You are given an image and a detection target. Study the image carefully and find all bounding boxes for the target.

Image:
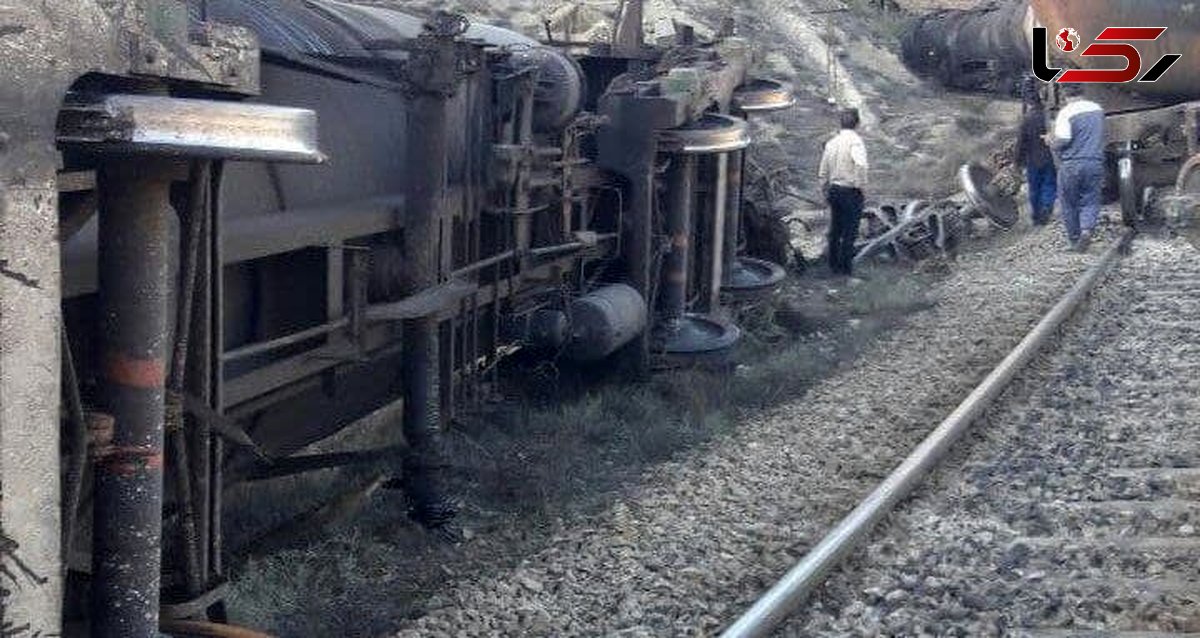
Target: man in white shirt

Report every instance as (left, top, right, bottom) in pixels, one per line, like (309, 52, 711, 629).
(818, 107, 870, 276)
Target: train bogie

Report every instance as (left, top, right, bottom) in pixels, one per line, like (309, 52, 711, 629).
(0, 0, 794, 633)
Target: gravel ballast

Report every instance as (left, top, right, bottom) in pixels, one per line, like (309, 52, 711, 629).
(790, 234, 1200, 637)
(395, 224, 1111, 636)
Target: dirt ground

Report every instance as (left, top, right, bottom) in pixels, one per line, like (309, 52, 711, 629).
(225, 1, 1036, 635)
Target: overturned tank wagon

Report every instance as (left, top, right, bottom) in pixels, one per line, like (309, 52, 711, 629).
(0, 0, 793, 634)
(900, 0, 1200, 231)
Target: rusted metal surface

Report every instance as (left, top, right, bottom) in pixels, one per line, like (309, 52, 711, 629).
(92, 158, 173, 638)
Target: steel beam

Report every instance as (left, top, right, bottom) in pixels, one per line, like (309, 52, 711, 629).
(58, 95, 324, 164)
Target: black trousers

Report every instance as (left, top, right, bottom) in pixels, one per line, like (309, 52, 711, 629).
(826, 184, 864, 275)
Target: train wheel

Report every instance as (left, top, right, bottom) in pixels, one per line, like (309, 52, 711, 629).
(1174, 154, 1200, 248)
(1117, 147, 1141, 227)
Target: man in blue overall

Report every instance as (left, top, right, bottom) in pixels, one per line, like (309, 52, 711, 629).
(1051, 83, 1106, 252)
(1015, 77, 1055, 226)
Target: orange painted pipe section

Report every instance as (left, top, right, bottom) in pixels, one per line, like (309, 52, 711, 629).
(1030, 0, 1200, 98)
(160, 619, 275, 638)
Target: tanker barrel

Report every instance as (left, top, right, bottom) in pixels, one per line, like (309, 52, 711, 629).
(205, 0, 585, 132)
(1029, 0, 1200, 100)
(312, 1, 584, 132)
(902, 0, 1200, 100)
(900, 1, 1031, 93)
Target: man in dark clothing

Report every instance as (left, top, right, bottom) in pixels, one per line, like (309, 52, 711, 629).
(1015, 78, 1056, 226)
(1052, 83, 1106, 252)
(818, 108, 869, 276)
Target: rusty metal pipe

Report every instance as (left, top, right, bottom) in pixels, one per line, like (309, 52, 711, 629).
(706, 153, 729, 312)
(401, 49, 457, 530)
(450, 250, 517, 279)
(628, 171, 655, 371)
(189, 187, 213, 588)
(238, 445, 407, 483)
(221, 317, 351, 363)
(404, 89, 446, 450)
(61, 327, 88, 570)
(722, 150, 744, 285)
(92, 158, 174, 638)
(167, 161, 211, 599)
(661, 155, 696, 327)
(515, 83, 537, 272)
(209, 162, 229, 623)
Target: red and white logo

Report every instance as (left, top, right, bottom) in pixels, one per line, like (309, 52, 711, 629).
(1032, 27, 1182, 84)
(1055, 28, 1080, 53)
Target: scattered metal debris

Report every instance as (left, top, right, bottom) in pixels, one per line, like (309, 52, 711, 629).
(855, 163, 1013, 265)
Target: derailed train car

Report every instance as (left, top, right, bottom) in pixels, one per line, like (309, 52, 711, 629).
(0, 0, 792, 634)
(900, 0, 1200, 232)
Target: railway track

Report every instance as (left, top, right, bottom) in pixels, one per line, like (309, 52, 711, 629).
(728, 230, 1200, 636)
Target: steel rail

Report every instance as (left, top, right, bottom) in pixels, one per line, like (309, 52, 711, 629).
(721, 227, 1136, 638)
